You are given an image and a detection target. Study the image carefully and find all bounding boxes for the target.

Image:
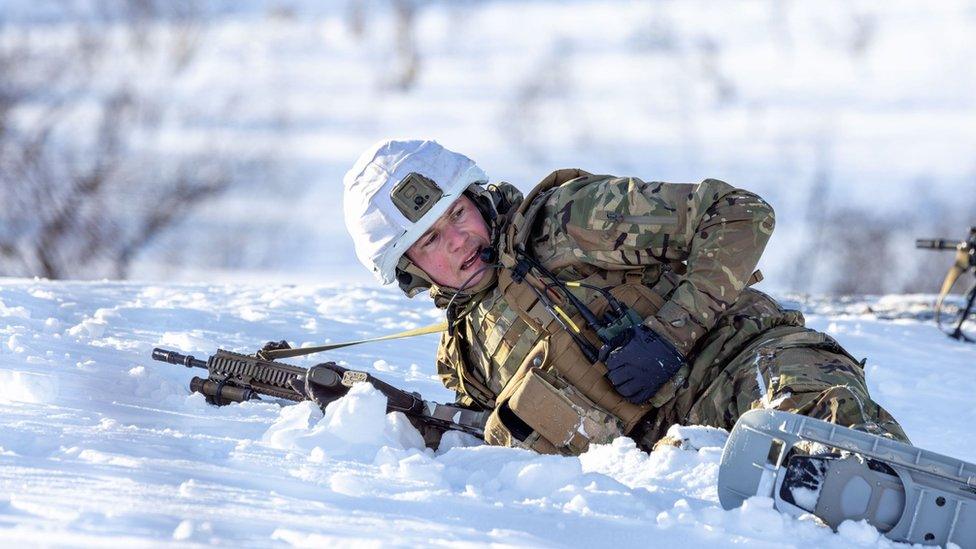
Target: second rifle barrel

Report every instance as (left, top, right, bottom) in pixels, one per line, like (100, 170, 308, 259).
(916, 238, 963, 250)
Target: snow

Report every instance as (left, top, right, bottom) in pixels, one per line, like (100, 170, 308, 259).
(0, 278, 973, 546)
(790, 486, 820, 513)
(3, 1, 976, 544)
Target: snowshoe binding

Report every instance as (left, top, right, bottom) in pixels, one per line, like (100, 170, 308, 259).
(718, 410, 976, 547)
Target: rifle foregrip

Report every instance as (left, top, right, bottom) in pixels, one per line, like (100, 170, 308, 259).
(190, 376, 258, 404)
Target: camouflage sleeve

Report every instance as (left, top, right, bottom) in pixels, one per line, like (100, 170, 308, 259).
(435, 332, 479, 408)
(532, 175, 775, 354)
(646, 181, 775, 354)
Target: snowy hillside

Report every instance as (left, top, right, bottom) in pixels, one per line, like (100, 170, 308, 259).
(0, 278, 973, 546)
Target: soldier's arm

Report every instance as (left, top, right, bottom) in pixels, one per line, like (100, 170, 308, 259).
(645, 180, 774, 354)
(534, 175, 775, 354)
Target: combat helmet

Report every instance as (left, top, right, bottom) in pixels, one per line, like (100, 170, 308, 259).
(343, 139, 488, 282)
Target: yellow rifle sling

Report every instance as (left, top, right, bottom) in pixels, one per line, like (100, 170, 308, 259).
(259, 322, 448, 360)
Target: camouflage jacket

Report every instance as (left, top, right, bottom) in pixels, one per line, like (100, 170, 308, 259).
(435, 169, 801, 413)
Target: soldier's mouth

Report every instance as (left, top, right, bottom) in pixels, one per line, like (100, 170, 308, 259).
(460, 250, 478, 271)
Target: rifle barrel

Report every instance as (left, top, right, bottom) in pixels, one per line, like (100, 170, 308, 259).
(916, 238, 963, 250)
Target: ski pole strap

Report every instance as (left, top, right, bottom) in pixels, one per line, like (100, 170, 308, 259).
(258, 322, 449, 360)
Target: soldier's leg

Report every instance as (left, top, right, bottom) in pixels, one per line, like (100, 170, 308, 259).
(685, 345, 909, 443)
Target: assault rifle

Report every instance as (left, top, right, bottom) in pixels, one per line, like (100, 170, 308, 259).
(151, 347, 487, 441)
(916, 226, 976, 342)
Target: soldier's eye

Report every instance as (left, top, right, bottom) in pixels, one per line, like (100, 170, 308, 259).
(452, 207, 464, 220)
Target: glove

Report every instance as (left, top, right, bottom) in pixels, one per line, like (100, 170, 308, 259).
(287, 363, 343, 411)
(600, 325, 686, 405)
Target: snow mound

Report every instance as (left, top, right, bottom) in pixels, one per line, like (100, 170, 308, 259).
(262, 383, 426, 460)
(0, 370, 59, 404)
(659, 424, 730, 451)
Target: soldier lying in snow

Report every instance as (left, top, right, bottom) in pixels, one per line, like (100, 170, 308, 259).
(342, 139, 908, 454)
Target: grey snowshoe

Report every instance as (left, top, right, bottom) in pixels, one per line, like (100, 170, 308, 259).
(718, 409, 976, 547)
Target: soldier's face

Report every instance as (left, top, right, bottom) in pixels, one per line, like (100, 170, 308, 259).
(406, 195, 491, 289)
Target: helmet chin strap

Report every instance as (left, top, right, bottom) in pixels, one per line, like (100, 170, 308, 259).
(440, 187, 508, 334)
(445, 249, 500, 336)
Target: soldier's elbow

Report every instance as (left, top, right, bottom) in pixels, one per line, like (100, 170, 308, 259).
(756, 194, 775, 236)
(725, 188, 776, 237)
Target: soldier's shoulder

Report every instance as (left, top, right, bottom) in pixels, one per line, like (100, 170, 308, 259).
(527, 170, 732, 214)
(530, 169, 627, 197)
(528, 168, 597, 193)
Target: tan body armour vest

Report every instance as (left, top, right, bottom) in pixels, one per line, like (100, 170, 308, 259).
(442, 171, 803, 455)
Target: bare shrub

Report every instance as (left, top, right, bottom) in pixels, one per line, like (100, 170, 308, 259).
(345, 0, 423, 92)
(822, 208, 899, 295)
(816, 177, 976, 296)
(0, 1, 270, 280)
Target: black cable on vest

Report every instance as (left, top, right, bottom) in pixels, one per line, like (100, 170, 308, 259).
(522, 280, 599, 363)
(514, 247, 604, 332)
(543, 280, 626, 317)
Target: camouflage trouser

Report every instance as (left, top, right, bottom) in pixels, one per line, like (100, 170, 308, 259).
(633, 336, 910, 449)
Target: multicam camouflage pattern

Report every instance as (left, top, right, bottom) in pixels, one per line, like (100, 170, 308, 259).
(629, 298, 911, 447)
(452, 291, 545, 397)
(431, 169, 909, 451)
(527, 171, 775, 355)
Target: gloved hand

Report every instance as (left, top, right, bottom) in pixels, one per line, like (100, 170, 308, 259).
(286, 363, 343, 411)
(599, 324, 686, 405)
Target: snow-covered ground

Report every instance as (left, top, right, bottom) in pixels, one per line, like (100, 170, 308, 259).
(0, 278, 973, 547)
(4, 2, 975, 544)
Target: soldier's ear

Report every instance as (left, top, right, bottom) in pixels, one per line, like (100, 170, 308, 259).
(396, 256, 434, 298)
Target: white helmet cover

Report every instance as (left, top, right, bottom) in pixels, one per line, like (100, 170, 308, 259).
(343, 139, 488, 284)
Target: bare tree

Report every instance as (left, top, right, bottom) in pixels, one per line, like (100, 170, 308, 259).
(500, 39, 576, 166)
(391, 0, 421, 91)
(345, 0, 423, 91)
(0, 1, 268, 280)
(696, 35, 737, 106)
(789, 139, 833, 292)
(822, 208, 898, 295)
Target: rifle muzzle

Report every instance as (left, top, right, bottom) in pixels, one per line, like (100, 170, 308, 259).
(152, 348, 208, 369)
